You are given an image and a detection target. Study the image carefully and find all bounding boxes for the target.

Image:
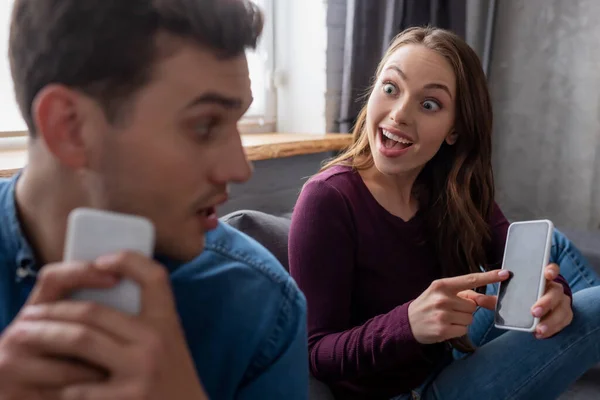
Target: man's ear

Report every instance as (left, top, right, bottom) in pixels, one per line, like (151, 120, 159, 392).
(445, 130, 458, 145)
(32, 84, 87, 169)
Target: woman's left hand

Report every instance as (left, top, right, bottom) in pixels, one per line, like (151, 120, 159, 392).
(530, 263, 573, 339)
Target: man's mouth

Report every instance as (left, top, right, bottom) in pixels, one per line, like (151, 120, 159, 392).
(196, 194, 228, 231)
(197, 206, 217, 218)
(379, 128, 414, 150)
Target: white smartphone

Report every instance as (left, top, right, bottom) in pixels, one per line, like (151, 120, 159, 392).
(64, 208, 155, 315)
(494, 219, 554, 332)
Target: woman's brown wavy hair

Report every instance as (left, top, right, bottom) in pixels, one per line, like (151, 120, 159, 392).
(323, 27, 495, 352)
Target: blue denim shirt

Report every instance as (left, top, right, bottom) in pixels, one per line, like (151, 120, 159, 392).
(0, 175, 308, 399)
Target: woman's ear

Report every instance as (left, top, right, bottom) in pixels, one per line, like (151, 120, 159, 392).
(445, 130, 458, 145)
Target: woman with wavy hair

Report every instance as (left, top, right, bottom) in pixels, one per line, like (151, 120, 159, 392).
(289, 27, 600, 400)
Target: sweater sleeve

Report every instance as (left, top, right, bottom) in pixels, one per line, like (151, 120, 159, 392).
(486, 203, 572, 299)
(288, 179, 428, 381)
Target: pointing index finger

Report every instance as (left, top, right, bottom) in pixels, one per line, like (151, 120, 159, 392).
(439, 270, 510, 293)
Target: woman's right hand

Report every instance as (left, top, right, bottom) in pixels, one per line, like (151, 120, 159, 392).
(408, 270, 510, 344)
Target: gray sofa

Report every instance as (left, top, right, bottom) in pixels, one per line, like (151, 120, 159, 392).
(222, 210, 600, 400)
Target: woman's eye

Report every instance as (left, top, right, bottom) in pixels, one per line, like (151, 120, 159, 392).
(422, 100, 441, 111)
(382, 83, 398, 96)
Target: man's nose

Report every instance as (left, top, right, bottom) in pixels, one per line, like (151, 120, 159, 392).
(211, 136, 253, 185)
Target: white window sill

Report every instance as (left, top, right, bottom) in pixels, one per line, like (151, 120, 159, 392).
(0, 132, 352, 178)
(0, 148, 26, 177)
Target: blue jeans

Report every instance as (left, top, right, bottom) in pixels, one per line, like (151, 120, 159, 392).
(397, 230, 600, 400)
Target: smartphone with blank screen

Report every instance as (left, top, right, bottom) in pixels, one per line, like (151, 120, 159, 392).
(64, 208, 155, 315)
(494, 220, 554, 332)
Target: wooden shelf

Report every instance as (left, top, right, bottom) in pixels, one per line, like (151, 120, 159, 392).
(0, 133, 352, 178)
(243, 133, 352, 161)
(0, 150, 26, 178)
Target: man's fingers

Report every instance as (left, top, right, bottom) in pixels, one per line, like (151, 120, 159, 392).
(458, 290, 498, 311)
(531, 282, 564, 318)
(20, 301, 142, 344)
(26, 262, 119, 307)
(7, 356, 106, 387)
(25, 389, 63, 400)
(434, 270, 509, 293)
(24, 357, 106, 387)
(94, 251, 177, 320)
(9, 320, 122, 372)
(60, 383, 126, 400)
(544, 263, 560, 281)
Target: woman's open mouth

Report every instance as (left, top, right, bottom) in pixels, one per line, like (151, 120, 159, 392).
(379, 128, 414, 150)
(377, 128, 414, 158)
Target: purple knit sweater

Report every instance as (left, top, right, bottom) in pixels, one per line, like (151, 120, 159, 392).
(289, 165, 571, 399)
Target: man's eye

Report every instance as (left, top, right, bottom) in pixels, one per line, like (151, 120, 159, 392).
(195, 124, 210, 136)
(192, 118, 219, 139)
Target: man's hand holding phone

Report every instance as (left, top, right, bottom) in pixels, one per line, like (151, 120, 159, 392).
(530, 263, 573, 340)
(408, 270, 510, 344)
(0, 262, 118, 400)
(0, 253, 208, 400)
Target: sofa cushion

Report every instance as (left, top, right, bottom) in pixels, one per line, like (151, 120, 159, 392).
(220, 210, 292, 271)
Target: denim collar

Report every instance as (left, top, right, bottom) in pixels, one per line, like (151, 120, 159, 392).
(0, 172, 38, 281)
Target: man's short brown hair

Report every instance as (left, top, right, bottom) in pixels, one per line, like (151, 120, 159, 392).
(9, 0, 263, 135)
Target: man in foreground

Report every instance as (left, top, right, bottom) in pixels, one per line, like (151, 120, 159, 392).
(0, 0, 308, 398)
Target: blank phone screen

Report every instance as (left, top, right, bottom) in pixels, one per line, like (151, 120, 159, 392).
(495, 222, 551, 329)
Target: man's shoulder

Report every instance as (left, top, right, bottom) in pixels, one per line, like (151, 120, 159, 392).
(198, 221, 305, 332)
(168, 222, 306, 394)
(0, 178, 12, 189)
(171, 223, 304, 311)
(176, 222, 299, 294)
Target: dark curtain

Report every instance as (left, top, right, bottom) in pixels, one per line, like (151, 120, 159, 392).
(336, 0, 467, 133)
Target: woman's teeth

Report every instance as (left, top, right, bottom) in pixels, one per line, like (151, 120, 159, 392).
(382, 129, 413, 145)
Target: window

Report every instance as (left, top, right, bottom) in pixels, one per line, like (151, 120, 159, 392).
(242, 0, 276, 132)
(0, 0, 27, 150)
(0, 0, 276, 151)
